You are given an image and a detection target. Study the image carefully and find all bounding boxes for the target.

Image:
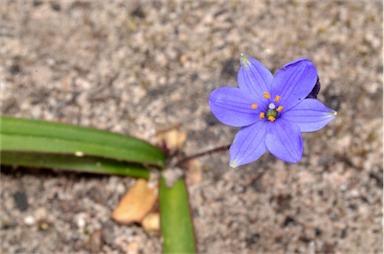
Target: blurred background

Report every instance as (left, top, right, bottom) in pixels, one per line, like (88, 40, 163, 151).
(1, 0, 382, 253)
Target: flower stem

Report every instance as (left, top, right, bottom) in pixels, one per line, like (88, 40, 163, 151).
(175, 144, 231, 167)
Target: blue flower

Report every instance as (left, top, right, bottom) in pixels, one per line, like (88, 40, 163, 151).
(209, 54, 337, 167)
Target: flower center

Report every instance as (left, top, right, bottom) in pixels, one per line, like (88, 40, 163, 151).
(257, 92, 284, 122)
(266, 104, 278, 121)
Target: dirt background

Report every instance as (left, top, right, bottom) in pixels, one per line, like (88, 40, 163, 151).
(1, 0, 382, 253)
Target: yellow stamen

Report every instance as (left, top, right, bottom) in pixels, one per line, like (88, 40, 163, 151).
(276, 106, 283, 112)
(259, 112, 265, 119)
(274, 95, 281, 102)
(263, 92, 271, 99)
(251, 104, 258, 109)
(268, 116, 276, 122)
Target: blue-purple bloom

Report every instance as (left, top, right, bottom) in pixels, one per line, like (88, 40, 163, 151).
(209, 54, 336, 167)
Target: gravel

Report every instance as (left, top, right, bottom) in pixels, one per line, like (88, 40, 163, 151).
(1, 0, 382, 253)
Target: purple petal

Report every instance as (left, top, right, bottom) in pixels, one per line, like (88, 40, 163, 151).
(281, 99, 337, 132)
(270, 58, 318, 111)
(230, 121, 268, 167)
(209, 87, 265, 127)
(265, 119, 303, 163)
(237, 54, 273, 97)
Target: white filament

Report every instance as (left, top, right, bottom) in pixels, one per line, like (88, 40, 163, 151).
(268, 103, 276, 109)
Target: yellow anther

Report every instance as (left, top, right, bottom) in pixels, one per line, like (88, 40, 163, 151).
(251, 104, 258, 109)
(259, 112, 265, 119)
(263, 92, 271, 99)
(274, 95, 281, 102)
(276, 106, 283, 112)
(268, 116, 276, 122)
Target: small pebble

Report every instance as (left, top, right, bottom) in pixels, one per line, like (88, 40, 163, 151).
(24, 216, 35, 226)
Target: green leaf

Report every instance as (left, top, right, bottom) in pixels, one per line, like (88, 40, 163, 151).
(1, 151, 150, 179)
(1, 116, 166, 167)
(159, 176, 196, 254)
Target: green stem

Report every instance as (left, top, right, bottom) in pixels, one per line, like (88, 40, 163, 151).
(175, 144, 230, 167)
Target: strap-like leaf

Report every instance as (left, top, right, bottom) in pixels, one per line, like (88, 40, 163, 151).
(1, 116, 166, 167)
(159, 176, 196, 253)
(1, 151, 150, 179)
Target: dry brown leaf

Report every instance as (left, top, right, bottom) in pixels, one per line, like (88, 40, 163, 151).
(112, 179, 157, 224)
(142, 212, 160, 234)
(156, 125, 187, 154)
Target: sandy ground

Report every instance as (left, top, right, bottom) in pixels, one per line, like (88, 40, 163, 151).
(1, 0, 382, 253)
